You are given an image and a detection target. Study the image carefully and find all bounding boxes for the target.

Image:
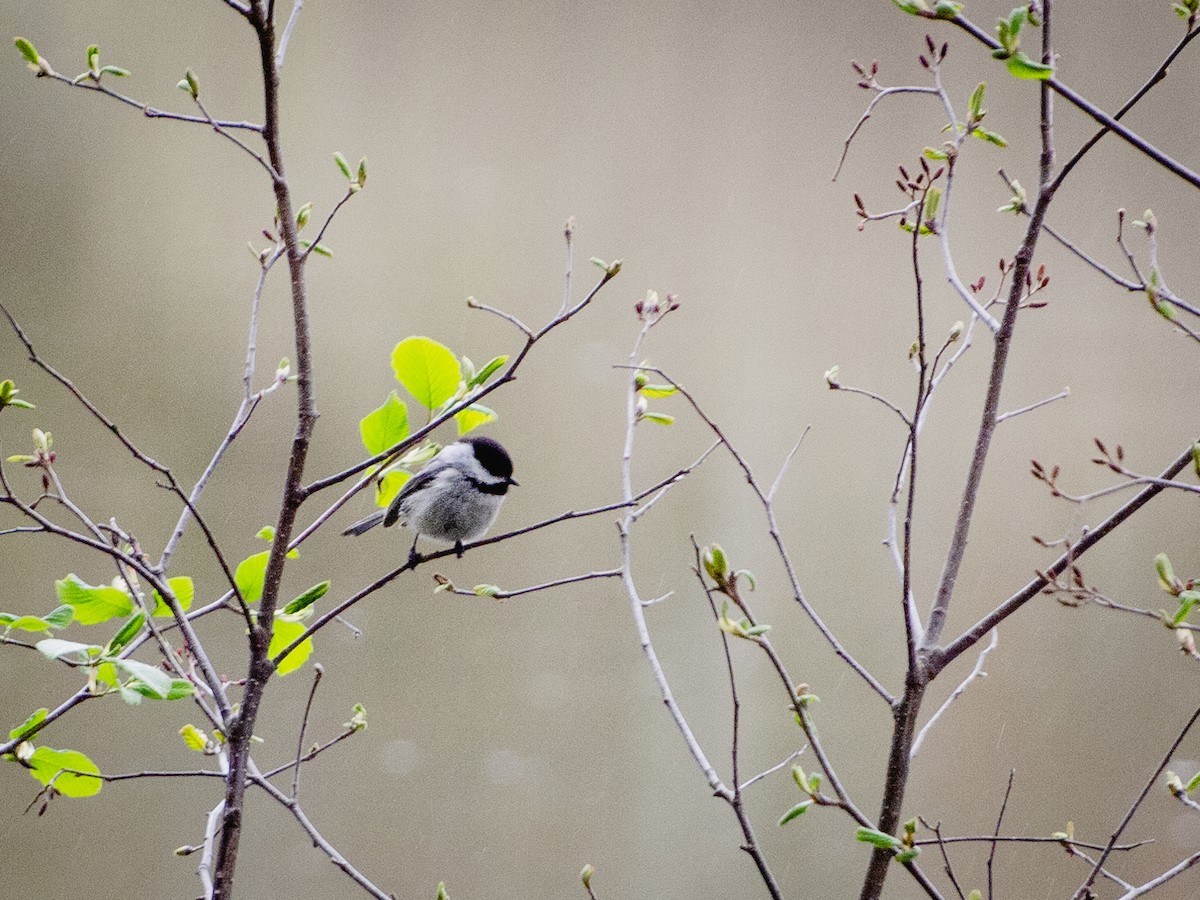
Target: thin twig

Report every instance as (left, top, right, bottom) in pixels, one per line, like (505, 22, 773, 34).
(290, 663, 324, 799)
(997, 387, 1069, 423)
(918, 819, 966, 900)
(738, 750, 805, 793)
(767, 426, 811, 504)
(910, 629, 997, 759)
(275, 0, 304, 68)
(936, 438, 1199, 673)
(250, 774, 392, 899)
(1117, 850, 1200, 899)
(987, 769, 1016, 900)
(444, 569, 622, 601)
(1072, 701, 1200, 898)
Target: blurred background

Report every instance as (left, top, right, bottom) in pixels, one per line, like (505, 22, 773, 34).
(2, 1, 1199, 897)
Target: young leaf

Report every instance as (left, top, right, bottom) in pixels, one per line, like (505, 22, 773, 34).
(112, 657, 173, 699)
(334, 151, 352, 180)
(180, 724, 209, 752)
(151, 576, 195, 617)
(8, 708, 48, 741)
(27, 747, 102, 797)
(299, 239, 333, 257)
(455, 404, 497, 436)
(105, 612, 146, 655)
(56, 574, 133, 625)
(127, 678, 194, 701)
(36, 638, 99, 662)
(856, 827, 902, 850)
(235, 551, 270, 605)
(468, 354, 508, 388)
(14, 37, 39, 65)
(778, 800, 813, 826)
(1005, 52, 1054, 80)
(1, 613, 54, 634)
(284, 581, 330, 615)
(640, 384, 679, 399)
(360, 391, 409, 454)
(375, 469, 411, 508)
(392, 337, 462, 410)
(269, 617, 313, 676)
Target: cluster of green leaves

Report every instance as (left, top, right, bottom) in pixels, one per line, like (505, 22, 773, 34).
(236, 526, 328, 675)
(778, 763, 824, 826)
(990, 5, 1054, 80)
(855, 819, 921, 864)
(632, 359, 678, 427)
(889, 0, 963, 20)
(1155, 552, 1200, 626)
(3, 709, 101, 800)
(0, 378, 34, 412)
(359, 336, 507, 508)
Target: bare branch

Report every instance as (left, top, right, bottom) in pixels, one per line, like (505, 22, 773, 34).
(1072, 701, 1200, 898)
(997, 387, 1070, 423)
(910, 629, 996, 759)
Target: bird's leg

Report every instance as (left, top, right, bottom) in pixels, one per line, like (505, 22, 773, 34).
(454, 540, 464, 559)
(407, 534, 421, 567)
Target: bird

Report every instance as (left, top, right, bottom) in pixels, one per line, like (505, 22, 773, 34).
(342, 436, 517, 563)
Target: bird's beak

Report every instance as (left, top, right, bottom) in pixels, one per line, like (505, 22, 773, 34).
(508, 477, 519, 487)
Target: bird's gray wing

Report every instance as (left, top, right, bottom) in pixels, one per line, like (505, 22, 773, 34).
(382, 464, 443, 527)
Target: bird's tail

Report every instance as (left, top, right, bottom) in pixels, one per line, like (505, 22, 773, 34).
(342, 510, 386, 536)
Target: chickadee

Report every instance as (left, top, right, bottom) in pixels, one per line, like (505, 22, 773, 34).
(342, 436, 517, 562)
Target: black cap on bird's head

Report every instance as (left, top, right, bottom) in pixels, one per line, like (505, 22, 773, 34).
(463, 436, 518, 486)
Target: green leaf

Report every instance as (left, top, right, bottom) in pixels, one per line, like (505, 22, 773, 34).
(98, 65, 129, 78)
(889, 0, 928, 13)
(642, 412, 675, 426)
(360, 391, 409, 455)
(640, 384, 678, 399)
(14, 37, 39, 65)
(455, 404, 497, 436)
(1005, 52, 1054, 80)
(43, 605, 74, 629)
(392, 337, 462, 410)
(856, 827, 902, 850)
(269, 617, 312, 676)
(473, 584, 500, 597)
(973, 129, 1008, 147)
(933, 0, 963, 16)
(468, 354, 508, 388)
(284, 581, 329, 615)
(112, 657, 173, 699)
(235, 551, 270, 605)
(9, 708, 48, 741)
(127, 677, 194, 701)
(105, 612, 146, 655)
(151, 576, 194, 617)
(180, 724, 209, 751)
(27, 747, 102, 797)
(300, 239, 332, 257)
(334, 151, 352, 180)
(778, 800, 813, 825)
(968, 82, 986, 119)
(356, 156, 368, 187)
(895, 847, 921, 864)
(1186, 771, 1200, 794)
(375, 469, 410, 508)
(35, 638, 99, 662)
(2, 614, 53, 633)
(56, 574, 133, 625)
